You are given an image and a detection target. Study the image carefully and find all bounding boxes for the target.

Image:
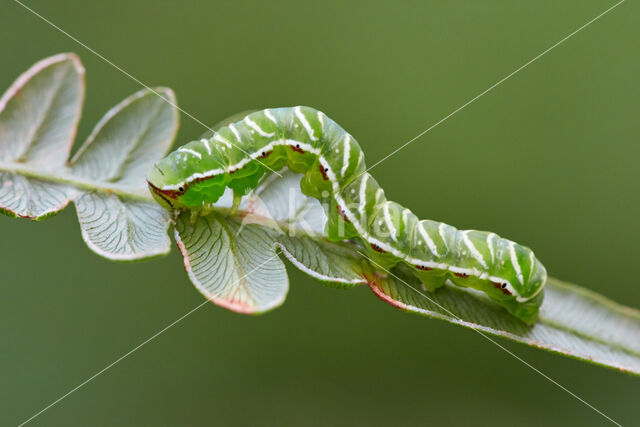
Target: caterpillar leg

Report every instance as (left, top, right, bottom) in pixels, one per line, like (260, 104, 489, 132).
(230, 191, 243, 214)
(503, 291, 544, 324)
(413, 270, 447, 292)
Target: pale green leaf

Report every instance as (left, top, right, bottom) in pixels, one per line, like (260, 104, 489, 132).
(365, 265, 640, 375)
(0, 53, 83, 166)
(75, 192, 171, 261)
(70, 88, 178, 188)
(0, 54, 178, 259)
(175, 213, 288, 314)
(68, 87, 177, 259)
(0, 53, 82, 219)
(0, 172, 74, 220)
(276, 235, 366, 288)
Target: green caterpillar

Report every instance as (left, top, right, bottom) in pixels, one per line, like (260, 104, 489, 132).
(147, 107, 546, 323)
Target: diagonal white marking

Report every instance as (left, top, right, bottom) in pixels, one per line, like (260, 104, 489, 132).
(178, 147, 202, 159)
(358, 174, 369, 216)
(509, 241, 525, 284)
(487, 233, 496, 263)
(294, 106, 318, 141)
(341, 134, 351, 176)
(438, 222, 449, 250)
(418, 222, 439, 257)
(382, 203, 397, 241)
(244, 117, 275, 137)
(214, 134, 233, 149)
(200, 138, 212, 155)
(463, 230, 488, 269)
(229, 124, 242, 142)
(264, 109, 278, 125)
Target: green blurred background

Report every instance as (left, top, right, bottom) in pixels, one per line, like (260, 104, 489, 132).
(1, 0, 639, 425)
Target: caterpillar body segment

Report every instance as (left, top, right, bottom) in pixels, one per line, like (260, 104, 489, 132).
(147, 107, 546, 323)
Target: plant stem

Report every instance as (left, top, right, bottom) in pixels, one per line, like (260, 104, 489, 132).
(0, 161, 153, 202)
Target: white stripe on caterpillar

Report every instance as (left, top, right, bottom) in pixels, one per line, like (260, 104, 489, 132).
(178, 148, 202, 159)
(244, 117, 275, 137)
(529, 251, 536, 281)
(358, 174, 369, 216)
(375, 188, 384, 204)
(341, 134, 351, 176)
(402, 208, 411, 227)
(214, 133, 233, 149)
(418, 222, 439, 257)
(229, 124, 242, 142)
(264, 109, 278, 125)
(487, 233, 496, 263)
(463, 231, 488, 269)
(509, 241, 524, 284)
(317, 111, 325, 131)
(439, 222, 449, 250)
(201, 139, 212, 155)
(295, 106, 318, 141)
(383, 203, 397, 241)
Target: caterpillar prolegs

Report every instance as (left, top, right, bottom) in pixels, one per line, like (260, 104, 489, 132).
(147, 106, 547, 323)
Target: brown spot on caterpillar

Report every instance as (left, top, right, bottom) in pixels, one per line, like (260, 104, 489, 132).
(415, 265, 433, 271)
(492, 282, 512, 295)
(229, 169, 237, 174)
(291, 144, 305, 153)
(148, 172, 224, 203)
(147, 180, 181, 200)
(319, 163, 329, 180)
(453, 272, 469, 278)
(192, 175, 214, 184)
(337, 205, 350, 223)
(258, 150, 272, 159)
(370, 243, 386, 254)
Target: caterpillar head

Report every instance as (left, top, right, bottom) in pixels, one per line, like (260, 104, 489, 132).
(146, 142, 227, 210)
(147, 140, 267, 211)
(147, 160, 189, 211)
